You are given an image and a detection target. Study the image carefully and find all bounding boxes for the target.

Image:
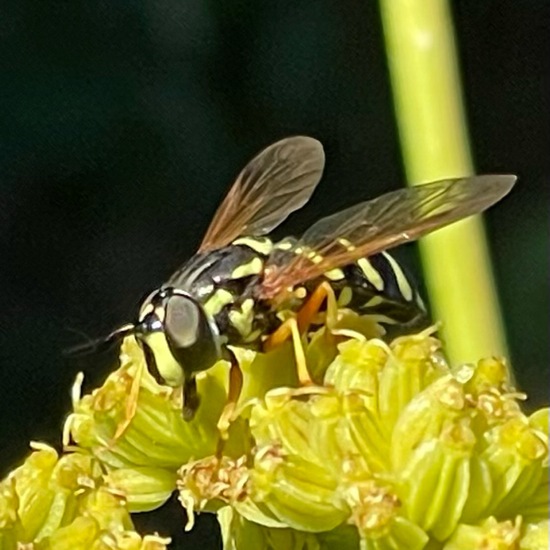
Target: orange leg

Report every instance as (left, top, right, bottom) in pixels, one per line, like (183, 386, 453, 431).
(217, 283, 338, 452)
(264, 282, 338, 385)
(295, 281, 338, 333)
(217, 352, 244, 441)
(264, 316, 310, 385)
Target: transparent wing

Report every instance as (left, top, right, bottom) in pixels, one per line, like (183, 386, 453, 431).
(199, 136, 325, 252)
(262, 175, 516, 299)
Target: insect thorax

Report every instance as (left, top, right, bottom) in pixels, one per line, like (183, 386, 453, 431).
(163, 235, 428, 350)
(166, 236, 278, 349)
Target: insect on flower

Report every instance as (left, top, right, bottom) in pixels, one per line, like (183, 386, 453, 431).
(70, 136, 515, 425)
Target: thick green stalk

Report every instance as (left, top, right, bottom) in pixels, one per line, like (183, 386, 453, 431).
(379, 0, 508, 364)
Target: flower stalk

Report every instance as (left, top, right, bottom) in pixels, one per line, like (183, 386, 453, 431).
(379, 0, 510, 366)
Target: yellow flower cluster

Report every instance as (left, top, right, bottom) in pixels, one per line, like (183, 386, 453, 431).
(1, 318, 548, 549)
(0, 442, 169, 549)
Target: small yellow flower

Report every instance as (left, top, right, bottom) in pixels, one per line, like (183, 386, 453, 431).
(443, 516, 522, 550)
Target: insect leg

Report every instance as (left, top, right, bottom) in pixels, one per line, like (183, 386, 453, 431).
(266, 280, 338, 340)
(182, 377, 200, 421)
(263, 317, 310, 385)
(264, 282, 340, 385)
(216, 349, 244, 442)
(296, 281, 338, 333)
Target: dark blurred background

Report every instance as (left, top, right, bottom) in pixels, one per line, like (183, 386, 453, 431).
(0, 0, 547, 547)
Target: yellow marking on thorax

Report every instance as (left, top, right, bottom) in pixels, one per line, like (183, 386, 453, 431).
(204, 288, 234, 317)
(365, 295, 384, 307)
(228, 298, 255, 339)
(357, 258, 384, 291)
(294, 286, 307, 300)
(324, 267, 345, 281)
(231, 257, 263, 279)
(233, 236, 274, 255)
(338, 286, 353, 307)
(274, 239, 294, 251)
(195, 283, 214, 299)
(243, 328, 262, 343)
(382, 252, 413, 302)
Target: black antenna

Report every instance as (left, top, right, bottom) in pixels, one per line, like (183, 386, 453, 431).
(63, 323, 135, 358)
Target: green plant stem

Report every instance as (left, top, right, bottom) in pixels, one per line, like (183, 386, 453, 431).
(379, 0, 509, 365)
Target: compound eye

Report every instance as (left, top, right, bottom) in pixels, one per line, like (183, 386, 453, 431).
(165, 294, 201, 349)
(163, 292, 221, 377)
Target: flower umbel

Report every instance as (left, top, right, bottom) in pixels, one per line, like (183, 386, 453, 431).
(2, 320, 548, 549)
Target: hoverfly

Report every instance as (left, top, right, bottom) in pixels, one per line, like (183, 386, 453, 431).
(74, 136, 515, 422)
